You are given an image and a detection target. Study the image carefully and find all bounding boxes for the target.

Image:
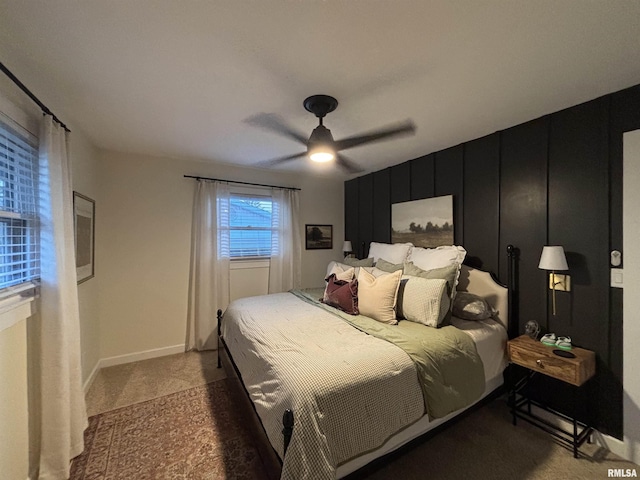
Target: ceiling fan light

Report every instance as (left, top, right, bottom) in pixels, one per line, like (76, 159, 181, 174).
(309, 148, 334, 162)
(308, 124, 335, 162)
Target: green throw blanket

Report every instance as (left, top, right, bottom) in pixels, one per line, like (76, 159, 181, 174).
(294, 288, 486, 419)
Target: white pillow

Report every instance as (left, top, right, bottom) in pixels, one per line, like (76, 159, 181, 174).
(326, 264, 355, 282)
(397, 276, 450, 327)
(367, 242, 413, 265)
(326, 261, 359, 279)
(407, 245, 467, 271)
(357, 268, 402, 325)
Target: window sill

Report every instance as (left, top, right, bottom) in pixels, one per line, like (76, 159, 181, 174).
(230, 258, 271, 270)
(0, 294, 36, 333)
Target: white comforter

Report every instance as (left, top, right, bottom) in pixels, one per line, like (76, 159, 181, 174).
(221, 292, 424, 480)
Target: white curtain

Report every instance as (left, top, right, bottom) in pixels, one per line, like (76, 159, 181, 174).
(186, 180, 230, 350)
(30, 115, 87, 479)
(268, 188, 301, 293)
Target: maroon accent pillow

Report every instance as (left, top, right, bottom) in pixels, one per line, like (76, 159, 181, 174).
(322, 274, 359, 315)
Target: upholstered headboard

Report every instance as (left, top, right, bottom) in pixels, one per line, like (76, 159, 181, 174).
(456, 264, 509, 331)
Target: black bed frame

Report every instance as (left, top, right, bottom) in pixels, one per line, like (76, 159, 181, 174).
(216, 245, 519, 475)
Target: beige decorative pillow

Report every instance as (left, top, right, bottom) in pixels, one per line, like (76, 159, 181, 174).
(397, 276, 450, 327)
(357, 268, 402, 325)
(361, 266, 391, 278)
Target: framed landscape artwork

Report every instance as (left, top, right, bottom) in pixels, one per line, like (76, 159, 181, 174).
(73, 191, 95, 284)
(391, 195, 454, 248)
(305, 224, 333, 250)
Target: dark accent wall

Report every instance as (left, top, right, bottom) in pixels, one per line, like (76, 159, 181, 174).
(344, 83, 640, 439)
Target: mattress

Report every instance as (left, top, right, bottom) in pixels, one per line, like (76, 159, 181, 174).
(222, 291, 507, 480)
(336, 314, 507, 478)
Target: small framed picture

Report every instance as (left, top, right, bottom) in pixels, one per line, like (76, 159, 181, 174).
(305, 224, 333, 250)
(73, 191, 95, 284)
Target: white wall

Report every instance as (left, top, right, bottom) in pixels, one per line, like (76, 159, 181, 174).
(69, 129, 102, 387)
(622, 130, 640, 463)
(0, 320, 29, 480)
(96, 151, 344, 360)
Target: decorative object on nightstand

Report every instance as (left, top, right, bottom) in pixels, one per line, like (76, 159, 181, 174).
(524, 320, 540, 339)
(343, 240, 353, 258)
(538, 245, 570, 315)
(507, 335, 596, 458)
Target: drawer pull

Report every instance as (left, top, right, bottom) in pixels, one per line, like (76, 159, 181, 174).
(536, 359, 544, 367)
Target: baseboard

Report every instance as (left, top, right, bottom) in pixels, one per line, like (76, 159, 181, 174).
(526, 404, 637, 462)
(99, 344, 186, 369)
(82, 344, 187, 394)
(83, 360, 101, 394)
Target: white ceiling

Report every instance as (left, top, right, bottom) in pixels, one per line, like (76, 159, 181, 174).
(1, 1, 640, 178)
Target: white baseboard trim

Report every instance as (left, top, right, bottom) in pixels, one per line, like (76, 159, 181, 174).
(82, 344, 187, 394)
(599, 432, 627, 459)
(99, 344, 186, 369)
(526, 404, 636, 462)
(83, 361, 101, 394)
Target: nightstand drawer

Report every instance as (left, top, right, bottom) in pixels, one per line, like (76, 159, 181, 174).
(507, 336, 595, 386)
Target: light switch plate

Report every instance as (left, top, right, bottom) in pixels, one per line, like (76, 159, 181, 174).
(611, 268, 624, 288)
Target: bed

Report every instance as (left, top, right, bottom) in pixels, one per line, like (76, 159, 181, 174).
(218, 245, 517, 480)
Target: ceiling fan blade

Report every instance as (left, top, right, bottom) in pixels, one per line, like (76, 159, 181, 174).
(336, 153, 364, 174)
(256, 151, 307, 168)
(244, 113, 308, 146)
(334, 120, 416, 152)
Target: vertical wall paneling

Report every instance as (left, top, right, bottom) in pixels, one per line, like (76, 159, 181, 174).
(390, 162, 411, 205)
(548, 97, 610, 431)
(344, 178, 359, 257)
(372, 169, 391, 243)
(410, 154, 435, 200)
(463, 134, 500, 273)
(499, 117, 549, 329)
(435, 145, 464, 245)
(357, 174, 374, 258)
(344, 83, 640, 437)
(547, 98, 609, 349)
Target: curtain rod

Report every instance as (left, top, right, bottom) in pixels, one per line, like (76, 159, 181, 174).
(183, 175, 301, 191)
(0, 61, 70, 132)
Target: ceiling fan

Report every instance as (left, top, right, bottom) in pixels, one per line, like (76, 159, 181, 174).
(247, 95, 416, 174)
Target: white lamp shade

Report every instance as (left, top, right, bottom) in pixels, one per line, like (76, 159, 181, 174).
(538, 246, 568, 271)
(342, 241, 352, 253)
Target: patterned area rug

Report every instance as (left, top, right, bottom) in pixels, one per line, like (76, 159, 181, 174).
(70, 378, 270, 479)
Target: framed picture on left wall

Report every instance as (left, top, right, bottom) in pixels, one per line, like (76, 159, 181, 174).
(73, 191, 95, 284)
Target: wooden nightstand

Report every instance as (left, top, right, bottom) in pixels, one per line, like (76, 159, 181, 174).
(507, 335, 596, 458)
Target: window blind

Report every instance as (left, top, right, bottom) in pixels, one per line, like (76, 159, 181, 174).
(228, 194, 274, 258)
(0, 114, 39, 290)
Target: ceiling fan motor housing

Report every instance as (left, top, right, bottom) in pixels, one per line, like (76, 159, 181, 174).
(303, 95, 338, 119)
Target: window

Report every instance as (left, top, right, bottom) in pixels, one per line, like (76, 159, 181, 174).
(227, 193, 273, 258)
(0, 114, 39, 292)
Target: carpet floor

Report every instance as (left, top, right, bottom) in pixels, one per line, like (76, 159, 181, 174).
(76, 353, 638, 479)
(71, 378, 269, 480)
